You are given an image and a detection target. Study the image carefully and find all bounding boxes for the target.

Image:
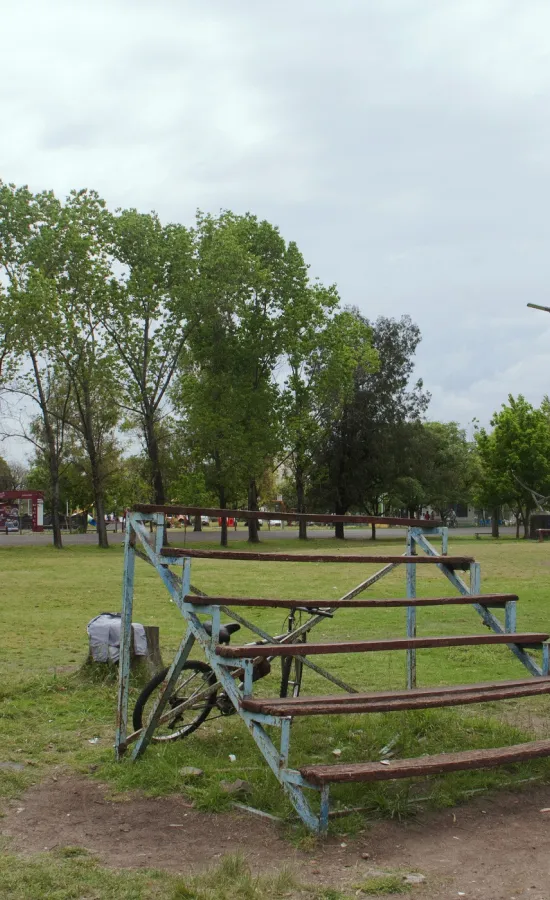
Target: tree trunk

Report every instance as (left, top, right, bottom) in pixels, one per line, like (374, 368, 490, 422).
(334, 503, 346, 540)
(296, 465, 307, 541)
(94, 493, 109, 549)
(145, 417, 165, 505)
(144, 411, 168, 545)
(30, 353, 63, 549)
(193, 514, 202, 532)
(371, 522, 376, 540)
(524, 509, 530, 539)
(80, 394, 109, 549)
(49, 456, 63, 549)
(491, 506, 500, 538)
(515, 510, 521, 539)
(219, 487, 228, 547)
(89, 446, 108, 549)
(247, 479, 260, 544)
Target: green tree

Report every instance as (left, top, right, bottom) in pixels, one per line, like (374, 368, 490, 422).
(98, 208, 196, 508)
(176, 211, 311, 545)
(0, 181, 68, 547)
(475, 395, 550, 538)
(52, 189, 121, 547)
(310, 315, 429, 538)
(283, 307, 377, 539)
(405, 421, 479, 519)
(0, 456, 13, 490)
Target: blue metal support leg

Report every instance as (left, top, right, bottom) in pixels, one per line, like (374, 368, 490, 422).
(406, 528, 417, 689)
(116, 514, 137, 758)
(131, 627, 196, 759)
(412, 529, 542, 676)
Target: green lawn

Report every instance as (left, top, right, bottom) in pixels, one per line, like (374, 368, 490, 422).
(1, 536, 550, 895)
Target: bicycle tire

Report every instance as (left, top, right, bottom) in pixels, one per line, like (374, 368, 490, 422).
(279, 647, 305, 698)
(132, 661, 218, 741)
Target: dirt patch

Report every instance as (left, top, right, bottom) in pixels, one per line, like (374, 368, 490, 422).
(3, 775, 550, 898)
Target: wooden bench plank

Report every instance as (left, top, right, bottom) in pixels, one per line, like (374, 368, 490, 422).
(162, 549, 473, 567)
(217, 632, 549, 659)
(242, 679, 550, 716)
(243, 677, 549, 709)
(299, 739, 550, 784)
(134, 504, 442, 528)
(185, 593, 517, 609)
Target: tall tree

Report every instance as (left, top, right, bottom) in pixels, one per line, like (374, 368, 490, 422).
(52, 189, 120, 548)
(98, 208, 196, 507)
(176, 211, 312, 544)
(310, 314, 429, 538)
(475, 395, 550, 538)
(402, 421, 479, 519)
(0, 181, 68, 547)
(283, 307, 377, 538)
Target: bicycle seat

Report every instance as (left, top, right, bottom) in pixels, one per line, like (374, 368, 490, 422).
(203, 622, 241, 644)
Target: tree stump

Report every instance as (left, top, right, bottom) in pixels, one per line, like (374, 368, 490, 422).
(142, 625, 163, 674)
(86, 623, 163, 676)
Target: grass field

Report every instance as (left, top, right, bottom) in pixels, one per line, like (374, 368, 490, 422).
(2, 535, 550, 896)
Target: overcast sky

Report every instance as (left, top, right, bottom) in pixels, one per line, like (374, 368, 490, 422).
(2, 0, 550, 460)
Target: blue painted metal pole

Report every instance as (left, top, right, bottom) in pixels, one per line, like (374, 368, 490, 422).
(505, 600, 517, 634)
(132, 627, 196, 759)
(413, 530, 541, 676)
(154, 512, 165, 553)
(279, 718, 291, 768)
(116, 513, 136, 758)
(406, 528, 417, 689)
(543, 643, 549, 676)
(242, 660, 254, 697)
(470, 562, 481, 596)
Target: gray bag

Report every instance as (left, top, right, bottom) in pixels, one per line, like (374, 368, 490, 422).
(87, 613, 147, 663)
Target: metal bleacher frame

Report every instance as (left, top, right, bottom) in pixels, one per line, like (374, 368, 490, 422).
(115, 506, 550, 833)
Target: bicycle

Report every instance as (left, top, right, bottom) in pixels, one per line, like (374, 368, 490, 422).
(132, 606, 330, 742)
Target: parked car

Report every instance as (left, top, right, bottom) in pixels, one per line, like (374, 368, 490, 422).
(201, 516, 210, 526)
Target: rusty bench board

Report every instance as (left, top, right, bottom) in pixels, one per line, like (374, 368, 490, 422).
(134, 504, 442, 528)
(299, 739, 550, 784)
(217, 632, 549, 659)
(185, 593, 517, 609)
(242, 676, 549, 709)
(162, 548, 473, 567)
(241, 679, 550, 716)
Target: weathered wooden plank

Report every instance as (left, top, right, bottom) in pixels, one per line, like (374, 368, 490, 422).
(241, 676, 550, 710)
(242, 679, 550, 716)
(217, 632, 549, 659)
(185, 593, 517, 609)
(133, 504, 441, 528)
(299, 739, 550, 784)
(163, 549, 473, 567)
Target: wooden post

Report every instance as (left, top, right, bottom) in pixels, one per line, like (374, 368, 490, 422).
(142, 625, 163, 673)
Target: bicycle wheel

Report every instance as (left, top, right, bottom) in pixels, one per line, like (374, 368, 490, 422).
(132, 661, 218, 742)
(279, 655, 304, 698)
